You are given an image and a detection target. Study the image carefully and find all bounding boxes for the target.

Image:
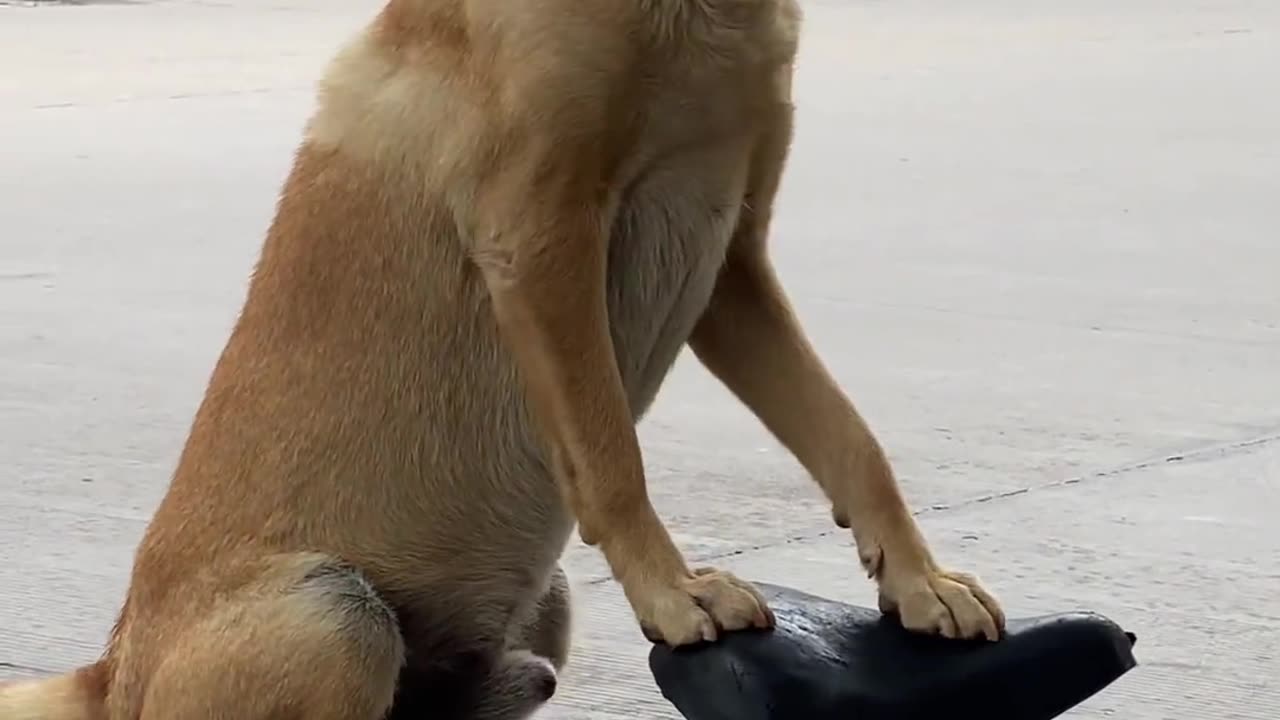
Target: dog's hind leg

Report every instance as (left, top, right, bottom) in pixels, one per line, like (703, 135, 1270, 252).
(385, 566, 570, 720)
(136, 553, 404, 720)
(507, 563, 572, 671)
(464, 563, 573, 719)
(466, 649, 559, 720)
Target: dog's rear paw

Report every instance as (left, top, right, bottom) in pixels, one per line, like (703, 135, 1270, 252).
(473, 650, 558, 719)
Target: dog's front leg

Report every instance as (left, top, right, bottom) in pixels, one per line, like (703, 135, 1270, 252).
(688, 117, 1004, 642)
(470, 179, 773, 648)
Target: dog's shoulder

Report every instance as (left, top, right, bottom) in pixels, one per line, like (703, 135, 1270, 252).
(301, 0, 800, 197)
(302, 1, 644, 181)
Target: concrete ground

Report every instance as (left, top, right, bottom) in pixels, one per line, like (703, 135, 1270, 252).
(2, 1, 1277, 717)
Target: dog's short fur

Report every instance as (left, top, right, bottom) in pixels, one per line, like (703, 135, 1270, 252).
(1, 0, 1005, 717)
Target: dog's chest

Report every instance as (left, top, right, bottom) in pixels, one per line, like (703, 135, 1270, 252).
(604, 155, 748, 418)
(595, 4, 798, 418)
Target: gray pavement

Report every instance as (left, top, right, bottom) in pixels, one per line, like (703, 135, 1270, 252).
(2, 1, 1278, 718)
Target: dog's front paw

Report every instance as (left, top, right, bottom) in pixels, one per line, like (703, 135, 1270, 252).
(631, 567, 775, 646)
(878, 566, 1005, 642)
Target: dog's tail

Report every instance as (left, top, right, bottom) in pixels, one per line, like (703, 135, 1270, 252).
(0, 661, 108, 720)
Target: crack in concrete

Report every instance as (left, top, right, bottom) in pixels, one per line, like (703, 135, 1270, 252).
(917, 430, 1280, 517)
(0, 659, 50, 675)
(582, 429, 1280, 587)
(29, 86, 309, 111)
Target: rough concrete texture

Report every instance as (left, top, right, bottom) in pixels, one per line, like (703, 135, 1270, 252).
(1, 1, 1277, 718)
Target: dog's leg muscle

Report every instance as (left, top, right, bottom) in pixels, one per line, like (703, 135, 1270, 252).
(137, 554, 404, 720)
(507, 564, 572, 671)
(470, 159, 772, 647)
(688, 107, 1005, 643)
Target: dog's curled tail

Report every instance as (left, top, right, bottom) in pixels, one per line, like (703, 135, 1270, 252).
(0, 662, 107, 720)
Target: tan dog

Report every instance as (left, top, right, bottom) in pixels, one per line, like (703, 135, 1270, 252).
(1, 0, 1004, 717)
